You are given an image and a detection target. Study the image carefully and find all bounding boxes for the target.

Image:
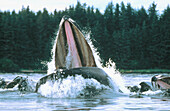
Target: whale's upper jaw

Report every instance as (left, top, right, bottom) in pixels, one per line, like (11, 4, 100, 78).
(55, 16, 97, 70)
(62, 15, 71, 21)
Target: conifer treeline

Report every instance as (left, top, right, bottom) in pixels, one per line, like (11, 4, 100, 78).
(0, 1, 169, 72)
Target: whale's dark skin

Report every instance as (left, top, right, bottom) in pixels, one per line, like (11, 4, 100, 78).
(35, 67, 113, 92)
(0, 76, 29, 92)
(35, 16, 114, 93)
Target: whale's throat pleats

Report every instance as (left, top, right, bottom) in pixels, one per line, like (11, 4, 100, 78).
(55, 20, 96, 69)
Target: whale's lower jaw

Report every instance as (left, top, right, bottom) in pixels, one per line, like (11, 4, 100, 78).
(35, 67, 113, 92)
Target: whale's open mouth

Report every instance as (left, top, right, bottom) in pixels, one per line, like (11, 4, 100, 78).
(35, 16, 117, 94)
(55, 16, 96, 69)
(151, 75, 170, 90)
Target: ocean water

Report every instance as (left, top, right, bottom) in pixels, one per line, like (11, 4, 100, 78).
(0, 73, 169, 111)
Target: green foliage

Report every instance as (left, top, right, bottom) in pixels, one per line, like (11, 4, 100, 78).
(0, 1, 169, 72)
(0, 58, 20, 72)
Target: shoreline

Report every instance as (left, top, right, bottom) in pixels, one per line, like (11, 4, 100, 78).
(1, 69, 170, 74)
(119, 69, 170, 74)
(20, 69, 47, 73)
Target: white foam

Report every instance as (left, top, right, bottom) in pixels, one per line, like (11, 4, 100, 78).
(65, 47, 72, 69)
(84, 33, 129, 94)
(142, 90, 163, 96)
(38, 75, 110, 98)
(102, 59, 130, 94)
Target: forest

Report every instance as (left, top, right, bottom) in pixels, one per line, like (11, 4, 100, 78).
(0, 1, 169, 72)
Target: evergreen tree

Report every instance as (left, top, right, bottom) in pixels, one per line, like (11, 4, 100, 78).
(114, 3, 120, 31)
(156, 6, 170, 68)
(104, 2, 114, 35)
(0, 2, 169, 72)
(74, 1, 87, 28)
(137, 6, 148, 26)
(36, 8, 55, 68)
(0, 11, 3, 59)
(120, 2, 128, 30)
(147, 2, 159, 68)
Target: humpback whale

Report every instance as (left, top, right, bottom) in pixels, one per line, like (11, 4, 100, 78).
(35, 16, 114, 93)
(151, 75, 170, 90)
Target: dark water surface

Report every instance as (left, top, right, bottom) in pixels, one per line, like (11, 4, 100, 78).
(0, 73, 169, 111)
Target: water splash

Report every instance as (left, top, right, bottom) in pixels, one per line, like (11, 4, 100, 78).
(47, 31, 59, 74)
(142, 90, 164, 96)
(103, 59, 130, 94)
(38, 75, 111, 98)
(65, 47, 72, 69)
(84, 32, 129, 94)
(46, 19, 129, 98)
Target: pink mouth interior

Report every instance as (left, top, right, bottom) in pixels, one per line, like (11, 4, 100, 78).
(157, 80, 170, 89)
(64, 21, 82, 68)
